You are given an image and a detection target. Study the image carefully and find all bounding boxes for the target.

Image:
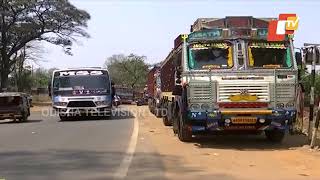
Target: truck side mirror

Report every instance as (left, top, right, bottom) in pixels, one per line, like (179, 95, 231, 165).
(48, 84, 52, 97)
(304, 48, 320, 65)
(295, 52, 302, 66)
(305, 50, 313, 64)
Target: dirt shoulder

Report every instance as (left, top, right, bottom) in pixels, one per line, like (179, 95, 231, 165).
(135, 106, 320, 180)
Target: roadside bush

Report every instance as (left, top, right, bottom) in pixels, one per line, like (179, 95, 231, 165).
(301, 73, 320, 105)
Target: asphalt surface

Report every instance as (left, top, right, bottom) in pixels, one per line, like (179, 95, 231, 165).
(0, 107, 165, 180)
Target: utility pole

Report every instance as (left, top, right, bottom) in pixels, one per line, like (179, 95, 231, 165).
(304, 43, 320, 147)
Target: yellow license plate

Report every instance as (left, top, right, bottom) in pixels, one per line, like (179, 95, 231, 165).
(231, 117, 257, 124)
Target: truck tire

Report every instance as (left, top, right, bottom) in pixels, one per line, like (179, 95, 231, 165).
(265, 129, 285, 143)
(19, 111, 28, 122)
(162, 114, 172, 126)
(168, 102, 173, 123)
(163, 103, 173, 126)
(172, 104, 179, 134)
(155, 108, 162, 118)
(59, 114, 69, 121)
(177, 112, 192, 142)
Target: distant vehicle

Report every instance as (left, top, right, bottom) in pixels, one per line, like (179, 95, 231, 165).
(115, 87, 134, 104)
(113, 95, 121, 107)
(136, 98, 148, 106)
(0, 92, 31, 122)
(49, 68, 112, 120)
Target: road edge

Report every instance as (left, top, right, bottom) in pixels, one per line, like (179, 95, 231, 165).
(113, 114, 139, 179)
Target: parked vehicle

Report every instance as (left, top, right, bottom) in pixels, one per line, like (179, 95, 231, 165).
(113, 95, 121, 107)
(49, 68, 112, 120)
(147, 58, 175, 126)
(0, 92, 31, 122)
(114, 87, 134, 104)
(148, 16, 300, 143)
(136, 98, 148, 106)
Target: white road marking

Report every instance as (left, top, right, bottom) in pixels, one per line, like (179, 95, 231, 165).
(113, 116, 139, 179)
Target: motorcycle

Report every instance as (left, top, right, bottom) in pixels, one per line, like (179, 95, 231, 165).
(113, 96, 120, 107)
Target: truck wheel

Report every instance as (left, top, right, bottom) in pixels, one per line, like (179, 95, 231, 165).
(59, 114, 69, 121)
(162, 114, 172, 126)
(265, 129, 285, 143)
(177, 113, 192, 142)
(172, 105, 179, 134)
(19, 111, 28, 122)
(167, 102, 173, 125)
(155, 108, 162, 118)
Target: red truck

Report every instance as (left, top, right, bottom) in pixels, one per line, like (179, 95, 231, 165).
(147, 51, 176, 125)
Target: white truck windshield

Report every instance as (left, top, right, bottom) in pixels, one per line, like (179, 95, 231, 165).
(188, 43, 232, 70)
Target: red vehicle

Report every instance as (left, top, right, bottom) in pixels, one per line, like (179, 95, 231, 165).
(147, 52, 176, 126)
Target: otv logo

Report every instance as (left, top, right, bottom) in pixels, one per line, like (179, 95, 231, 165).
(267, 14, 299, 41)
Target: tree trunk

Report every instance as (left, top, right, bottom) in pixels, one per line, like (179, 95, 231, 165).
(0, 68, 9, 92)
(0, 55, 10, 92)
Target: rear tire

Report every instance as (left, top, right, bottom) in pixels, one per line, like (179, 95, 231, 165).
(19, 111, 28, 122)
(162, 115, 172, 126)
(155, 108, 162, 118)
(265, 129, 285, 143)
(59, 114, 69, 121)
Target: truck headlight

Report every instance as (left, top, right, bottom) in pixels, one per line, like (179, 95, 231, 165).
(201, 103, 210, 111)
(286, 102, 295, 108)
(95, 101, 109, 106)
(54, 102, 68, 106)
(276, 103, 284, 109)
(190, 104, 200, 111)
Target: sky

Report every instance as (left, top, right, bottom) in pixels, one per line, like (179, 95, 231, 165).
(39, 0, 320, 69)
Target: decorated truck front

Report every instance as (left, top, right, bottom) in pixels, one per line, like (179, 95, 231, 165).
(172, 17, 298, 142)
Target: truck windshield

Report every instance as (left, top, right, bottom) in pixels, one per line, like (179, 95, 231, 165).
(0, 96, 21, 106)
(188, 43, 232, 70)
(53, 75, 110, 92)
(248, 42, 292, 68)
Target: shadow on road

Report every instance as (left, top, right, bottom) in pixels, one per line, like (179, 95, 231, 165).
(192, 134, 309, 151)
(0, 119, 43, 124)
(0, 150, 232, 180)
(58, 109, 135, 122)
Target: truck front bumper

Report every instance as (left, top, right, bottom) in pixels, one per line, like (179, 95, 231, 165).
(0, 113, 22, 120)
(53, 106, 112, 117)
(187, 108, 297, 133)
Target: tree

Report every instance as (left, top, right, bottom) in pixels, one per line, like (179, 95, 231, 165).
(0, 0, 90, 91)
(301, 73, 320, 104)
(105, 54, 149, 89)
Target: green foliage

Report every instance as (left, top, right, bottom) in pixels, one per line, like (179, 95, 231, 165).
(301, 73, 320, 100)
(105, 54, 149, 89)
(0, 0, 90, 89)
(9, 66, 52, 92)
(32, 68, 51, 88)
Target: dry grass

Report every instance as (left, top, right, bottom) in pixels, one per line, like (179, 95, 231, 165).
(32, 95, 51, 103)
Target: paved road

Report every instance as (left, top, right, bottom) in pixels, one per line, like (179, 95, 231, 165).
(0, 107, 165, 180)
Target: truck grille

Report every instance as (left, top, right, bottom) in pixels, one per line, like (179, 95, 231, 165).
(271, 83, 296, 103)
(188, 82, 216, 102)
(218, 83, 269, 102)
(67, 101, 96, 107)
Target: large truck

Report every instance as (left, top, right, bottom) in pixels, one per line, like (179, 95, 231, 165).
(152, 16, 301, 142)
(147, 66, 160, 115)
(49, 68, 113, 120)
(114, 86, 134, 104)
